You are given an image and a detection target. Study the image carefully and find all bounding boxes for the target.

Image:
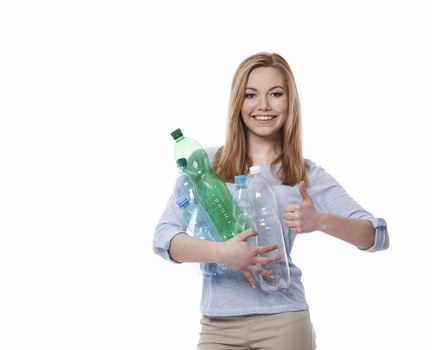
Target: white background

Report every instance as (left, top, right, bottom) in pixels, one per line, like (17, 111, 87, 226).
(1, 1, 431, 349)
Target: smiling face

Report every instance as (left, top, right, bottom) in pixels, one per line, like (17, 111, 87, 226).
(241, 66, 288, 142)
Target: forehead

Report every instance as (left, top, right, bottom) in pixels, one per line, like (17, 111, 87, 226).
(246, 67, 285, 88)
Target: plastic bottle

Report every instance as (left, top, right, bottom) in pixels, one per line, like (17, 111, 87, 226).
(176, 195, 227, 278)
(247, 165, 290, 291)
(173, 158, 196, 204)
(233, 175, 258, 246)
(171, 128, 245, 241)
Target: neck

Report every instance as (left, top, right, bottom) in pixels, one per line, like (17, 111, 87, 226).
(247, 134, 281, 165)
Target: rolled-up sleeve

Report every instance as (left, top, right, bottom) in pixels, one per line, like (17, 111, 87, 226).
(361, 217, 389, 252)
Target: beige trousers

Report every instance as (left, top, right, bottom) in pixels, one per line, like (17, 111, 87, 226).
(197, 310, 316, 350)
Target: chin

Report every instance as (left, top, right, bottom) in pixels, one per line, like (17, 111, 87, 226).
(252, 129, 280, 138)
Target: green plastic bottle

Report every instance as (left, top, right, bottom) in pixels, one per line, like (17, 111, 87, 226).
(233, 174, 258, 247)
(170, 128, 244, 241)
(233, 175, 257, 233)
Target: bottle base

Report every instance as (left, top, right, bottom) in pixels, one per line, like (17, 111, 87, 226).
(259, 262, 290, 291)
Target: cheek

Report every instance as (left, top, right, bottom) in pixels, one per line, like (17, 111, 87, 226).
(274, 98, 288, 112)
(240, 110, 248, 123)
(240, 112, 249, 126)
(241, 100, 254, 116)
(275, 102, 289, 120)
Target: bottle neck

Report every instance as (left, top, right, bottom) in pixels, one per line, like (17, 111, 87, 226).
(250, 171, 261, 176)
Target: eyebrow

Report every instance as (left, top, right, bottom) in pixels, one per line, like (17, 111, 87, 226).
(245, 86, 285, 91)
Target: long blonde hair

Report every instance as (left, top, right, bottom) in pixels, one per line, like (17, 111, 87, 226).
(213, 52, 309, 186)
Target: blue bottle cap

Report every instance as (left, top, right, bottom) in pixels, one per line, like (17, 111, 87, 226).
(234, 175, 247, 184)
(176, 196, 189, 208)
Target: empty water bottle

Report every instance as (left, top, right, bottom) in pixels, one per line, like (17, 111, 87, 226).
(247, 165, 290, 291)
(176, 195, 226, 278)
(171, 128, 246, 240)
(233, 175, 258, 246)
(174, 158, 197, 204)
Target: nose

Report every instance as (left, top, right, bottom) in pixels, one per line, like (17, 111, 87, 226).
(258, 97, 271, 111)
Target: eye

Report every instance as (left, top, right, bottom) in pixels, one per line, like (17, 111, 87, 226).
(245, 93, 255, 99)
(270, 91, 283, 97)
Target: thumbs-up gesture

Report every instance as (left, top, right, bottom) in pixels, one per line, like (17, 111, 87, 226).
(283, 181, 321, 234)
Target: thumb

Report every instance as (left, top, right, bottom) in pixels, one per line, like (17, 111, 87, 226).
(298, 180, 312, 202)
(235, 227, 258, 241)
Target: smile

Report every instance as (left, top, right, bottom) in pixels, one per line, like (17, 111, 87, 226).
(253, 115, 276, 121)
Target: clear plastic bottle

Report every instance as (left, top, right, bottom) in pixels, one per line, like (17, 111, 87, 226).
(173, 158, 197, 204)
(171, 128, 245, 241)
(233, 175, 258, 246)
(247, 165, 290, 291)
(176, 195, 227, 278)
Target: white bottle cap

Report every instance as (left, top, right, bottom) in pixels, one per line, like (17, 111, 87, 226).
(249, 165, 262, 174)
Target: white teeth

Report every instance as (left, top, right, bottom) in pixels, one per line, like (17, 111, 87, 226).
(254, 116, 274, 120)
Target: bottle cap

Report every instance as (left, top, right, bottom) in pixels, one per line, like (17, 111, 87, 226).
(234, 175, 247, 184)
(249, 165, 262, 174)
(176, 196, 189, 208)
(171, 128, 183, 140)
(176, 158, 187, 169)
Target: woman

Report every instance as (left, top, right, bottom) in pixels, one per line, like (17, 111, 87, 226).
(153, 52, 389, 349)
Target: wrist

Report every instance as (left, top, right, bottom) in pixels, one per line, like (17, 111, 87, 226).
(211, 241, 225, 264)
(316, 211, 329, 232)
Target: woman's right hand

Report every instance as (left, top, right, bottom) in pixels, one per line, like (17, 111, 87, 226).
(221, 228, 281, 288)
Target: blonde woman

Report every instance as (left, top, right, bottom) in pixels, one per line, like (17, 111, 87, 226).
(153, 52, 389, 350)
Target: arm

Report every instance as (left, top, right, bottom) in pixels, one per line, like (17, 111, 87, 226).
(169, 228, 282, 288)
(284, 181, 376, 249)
(312, 211, 375, 249)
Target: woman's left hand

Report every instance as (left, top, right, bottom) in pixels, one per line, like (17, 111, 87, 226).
(283, 180, 322, 234)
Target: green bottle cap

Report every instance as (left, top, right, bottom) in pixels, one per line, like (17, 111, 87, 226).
(176, 158, 187, 169)
(170, 128, 183, 140)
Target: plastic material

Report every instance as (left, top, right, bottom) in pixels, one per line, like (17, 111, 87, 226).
(174, 158, 196, 204)
(247, 165, 290, 291)
(171, 128, 245, 240)
(233, 175, 258, 246)
(175, 195, 226, 278)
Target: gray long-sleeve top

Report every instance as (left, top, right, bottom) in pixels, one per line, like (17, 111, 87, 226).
(153, 147, 389, 317)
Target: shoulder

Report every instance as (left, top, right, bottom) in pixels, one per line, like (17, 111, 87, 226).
(304, 158, 320, 176)
(304, 158, 336, 185)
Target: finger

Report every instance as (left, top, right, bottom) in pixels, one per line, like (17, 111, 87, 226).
(283, 218, 300, 233)
(235, 228, 258, 241)
(284, 204, 296, 213)
(256, 243, 279, 254)
(298, 181, 312, 202)
(251, 265, 275, 279)
(289, 227, 300, 234)
(242, 270, 257, 288)
(284, 218, 297, 227)
(255, 255, 282, 265)
(283, 212, 298, 221)
(248, 263, 272, 278)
